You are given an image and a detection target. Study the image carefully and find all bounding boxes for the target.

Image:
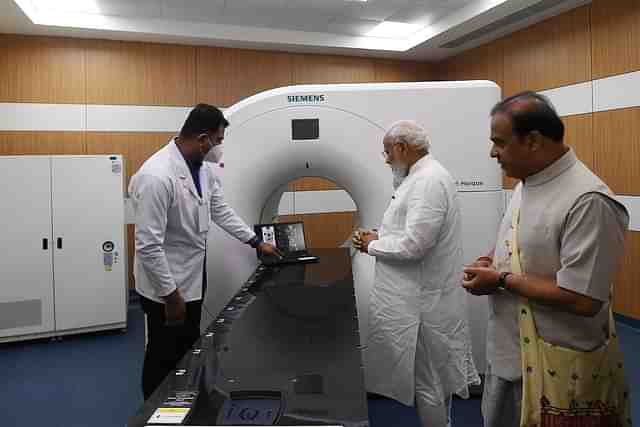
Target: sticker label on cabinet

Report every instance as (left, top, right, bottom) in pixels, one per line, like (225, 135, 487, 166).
(102, 241, 117, 271)
(111, 160, 122, 175)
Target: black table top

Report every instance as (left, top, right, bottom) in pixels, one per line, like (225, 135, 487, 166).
(129, 248, 369, 427)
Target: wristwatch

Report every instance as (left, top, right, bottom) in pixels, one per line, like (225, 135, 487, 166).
(497, 272, 512, 290)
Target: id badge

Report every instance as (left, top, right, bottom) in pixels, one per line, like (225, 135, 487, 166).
(198, 201, 210, 232)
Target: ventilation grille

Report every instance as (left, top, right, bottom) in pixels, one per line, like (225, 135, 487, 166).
(0, 299, 42, 330)
(440, 0, 568, 49)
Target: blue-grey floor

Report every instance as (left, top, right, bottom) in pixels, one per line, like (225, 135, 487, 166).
(1, 303, 639, 427)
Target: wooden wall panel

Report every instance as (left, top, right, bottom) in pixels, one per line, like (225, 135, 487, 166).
(373, 59, 433, 83)
(563, 113, 594, 171)
(277, 212, 356, 248)
(612, 232, 640, 318)
(502, 114, 594, 190)
(0, 34, 433, 109)
(197, 47, 292, 107)
(436, 40, 504, 90)
(292, 54, 375, 84)
(86, 40, 196, 106)
(85, 132, 172, 185)
(0, 35, 86, 104)
(288, 177, 340, 192)
(591, 0, 640, 80)
(0, 132, 86, 155)
(195, 50, 434, 106)
(502, 5, 592, 97)
(593, 108, 640, 195)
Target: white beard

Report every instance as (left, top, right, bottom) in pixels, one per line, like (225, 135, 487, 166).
(391, 163, 408, 190)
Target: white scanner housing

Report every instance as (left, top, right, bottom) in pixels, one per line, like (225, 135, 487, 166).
(205, 81, 503, 375)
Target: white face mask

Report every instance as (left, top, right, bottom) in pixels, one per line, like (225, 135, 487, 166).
(204, 142, 223, 164)
(391, 162, 408, 190)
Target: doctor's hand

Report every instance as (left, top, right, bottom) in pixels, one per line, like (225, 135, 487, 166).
(164, 289, 186, 326)
(462, 265, 500, 296)
(257, 242, 283, 259)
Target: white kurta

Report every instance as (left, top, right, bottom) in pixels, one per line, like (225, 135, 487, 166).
(365, 155, 479, 407)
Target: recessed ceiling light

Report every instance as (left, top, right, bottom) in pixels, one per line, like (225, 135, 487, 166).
(14, 0, 101, 23)
(366, 21, 421, 39)
(44, 0, 100, 14)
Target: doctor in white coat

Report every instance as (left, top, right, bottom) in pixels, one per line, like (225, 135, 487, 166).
(354, 120, 479, 427)
(129, 104, 279, 399)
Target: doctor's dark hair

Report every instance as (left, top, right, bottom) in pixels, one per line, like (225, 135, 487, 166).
(180, 103, 229, 138)
(490, 91, 564, 143)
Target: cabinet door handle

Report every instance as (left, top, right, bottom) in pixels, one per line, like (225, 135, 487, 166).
(42, 238, 48, 250)
(57, 238, 63, 249)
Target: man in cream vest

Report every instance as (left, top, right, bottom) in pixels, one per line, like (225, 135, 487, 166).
(463, 91, 629, 427)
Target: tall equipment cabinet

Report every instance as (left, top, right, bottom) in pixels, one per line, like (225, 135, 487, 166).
(0, 155, 127, 343)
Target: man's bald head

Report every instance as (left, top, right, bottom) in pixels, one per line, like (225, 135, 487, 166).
(490, 91, 564, 143)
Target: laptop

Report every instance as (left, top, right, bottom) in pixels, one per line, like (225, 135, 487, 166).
(253, 221, 319, 265)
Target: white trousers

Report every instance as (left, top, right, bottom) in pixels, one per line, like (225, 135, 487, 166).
(416, 395, 452, 427)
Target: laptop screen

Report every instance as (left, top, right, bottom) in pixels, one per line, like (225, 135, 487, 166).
(254, 222, 307, 254)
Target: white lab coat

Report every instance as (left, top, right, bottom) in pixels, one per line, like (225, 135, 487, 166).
(365, 155, 479, 407)
(129, 139, 255, 303)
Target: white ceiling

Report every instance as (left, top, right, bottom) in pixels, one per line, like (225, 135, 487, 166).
(0, 0, 589, 60)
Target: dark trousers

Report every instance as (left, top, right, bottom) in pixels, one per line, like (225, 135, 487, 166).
(140, 295, 203, 400)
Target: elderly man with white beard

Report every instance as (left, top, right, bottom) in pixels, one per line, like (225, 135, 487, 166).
(353, 120, 479, 427)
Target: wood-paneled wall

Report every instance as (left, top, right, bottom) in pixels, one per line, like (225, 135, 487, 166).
(435, 41, 504, 90)
(0, 35, 86, 104)
(0, 33, 431, 289)
(0, 33, 433, 109)
(591, 0, 640, 80)
(502, 5, 592, 97)
(592, 108, 640, 196)
(86, 40, 197, 106)
(0, 132, 86, 154)
(435, 0, 640, 318)
(288, 177, 340, 192)
(438, 5, 593, 98)
(614, 232, 640, 317)
(197, 48, 292, 107)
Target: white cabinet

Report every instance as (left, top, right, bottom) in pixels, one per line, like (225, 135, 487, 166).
(0, 157, 55, 338)
(0, 155, 127, 343)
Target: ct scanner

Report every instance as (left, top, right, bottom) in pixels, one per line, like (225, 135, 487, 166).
(204, 81, 504, 376)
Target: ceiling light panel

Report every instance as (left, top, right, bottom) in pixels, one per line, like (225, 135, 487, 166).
(36, 0, 101, 14)
(93, 0, 162, 19)
(387, 1, 451, 26)
(366, 20, 421, 38)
